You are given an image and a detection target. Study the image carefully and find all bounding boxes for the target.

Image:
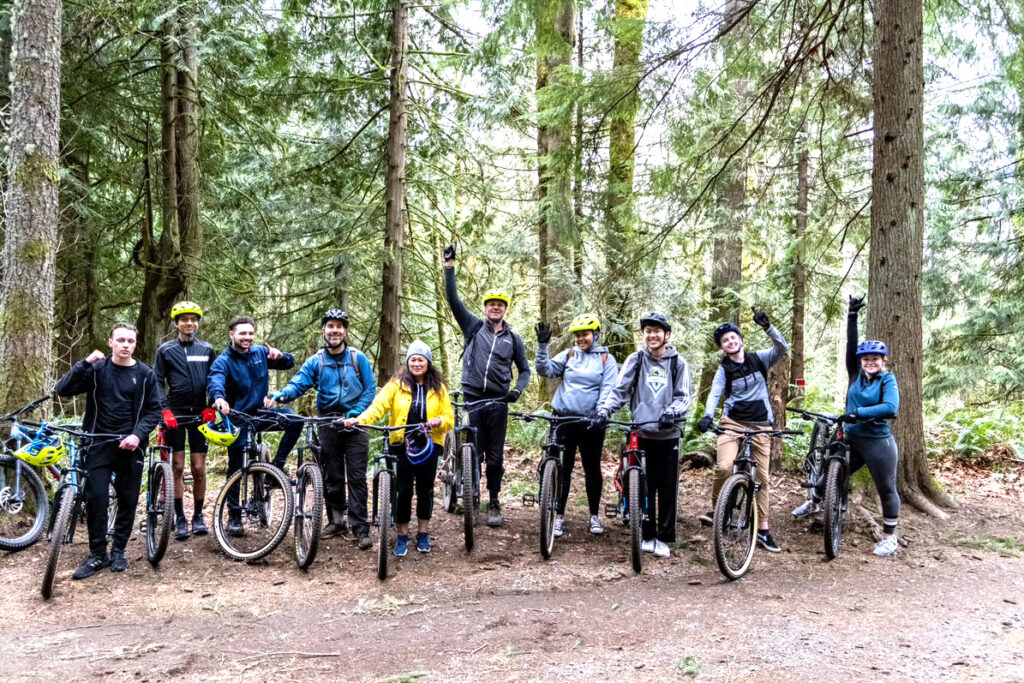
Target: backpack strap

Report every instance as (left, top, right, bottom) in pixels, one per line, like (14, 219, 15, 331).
(723, 352, 768, 396)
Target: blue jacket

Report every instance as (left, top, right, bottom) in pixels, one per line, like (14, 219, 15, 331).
(275, 346, 376, 416)
(844, 311, 900, 438)
(208, 345, 295, 415)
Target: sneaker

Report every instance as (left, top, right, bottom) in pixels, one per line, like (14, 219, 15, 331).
(589, 515, 604, 535)
(226, 515, 244, 537)
(110, 548, 128, 572)
(174, 515, 190, 541)
(323, 522, 346, 538)
(191, 513, 208, 536)
(792, 498, 821, 518)
(554, 516, 564, 538)
(357, 533, 373, 551)
(416, 532, 431, 554)
(653, 540, 671, 558)
(72, 553, 110, 580)
(487, 500, 503, 527)
(394, 534, 409, 557)
(874, 535, 899, 557)
(641, 539, 656, 554)
(757, 530, 782, 553)
(697, 510, 714, 527)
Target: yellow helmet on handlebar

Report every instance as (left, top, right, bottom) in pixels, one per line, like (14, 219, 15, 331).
(15, 436, 68, 467)
(198, 415, 239, 446)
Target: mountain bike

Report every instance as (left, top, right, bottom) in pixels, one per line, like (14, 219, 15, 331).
(143, 424, 176, 566)
(603, 420, 662, 575)
(709, 423, 801, 580)
(437, 393, 496, 552)
(0, 396, 53, 551)
(212, 411, 294, 563)
(512, 412, 586, 560)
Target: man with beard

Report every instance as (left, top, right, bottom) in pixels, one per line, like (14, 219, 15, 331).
(273, 309, 377, 550)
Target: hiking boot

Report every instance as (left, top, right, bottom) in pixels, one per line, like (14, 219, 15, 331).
(792, 498, 821, 518)
(487, 500, 503, 527)
(641, 539, 656, 554)
(697, 510, 714, 527)
(323, 522, 346, 538)
(110, 548, 128, 572)
(191, 513, 208, 536)
(873, 535, 899, 557)
(72, 553, 110, 580)
(416, 532, 431, 554)
(357, 533, 372, 551)
(226, 515, 244, 537)
(653, 540, 671, 558)
(554, 516, 564, 538)
(589, 515, 604, 535)
(757, 530, 782, 553)
(174, 515, 190, 541)
(394, 534, 409, 557)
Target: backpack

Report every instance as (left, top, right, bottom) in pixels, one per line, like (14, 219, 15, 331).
(315, 348, 361, 389)
(723, 352, 768, 396)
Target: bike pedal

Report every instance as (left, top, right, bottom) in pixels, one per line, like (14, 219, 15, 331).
(604, 504, 618, 518)
(800, 482, 814, 488)
(521, 494, 536, 507)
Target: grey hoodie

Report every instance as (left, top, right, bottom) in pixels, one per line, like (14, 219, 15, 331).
(598, 345, 693, 440)
(535, 342, 619, 417)
(704, 324, 788, 425)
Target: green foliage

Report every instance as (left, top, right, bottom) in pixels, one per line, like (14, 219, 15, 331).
(927, 407, 1024, 462)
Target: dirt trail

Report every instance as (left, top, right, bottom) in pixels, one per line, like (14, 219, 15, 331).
(1, 467, 1022, 681)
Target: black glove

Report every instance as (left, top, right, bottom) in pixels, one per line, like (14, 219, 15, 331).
(658, 410, 676, 431)
(502, 389, 521, 404)
(698, 415, 714, 433)
(752, 308, 771, 331)
(590, 411, 609, 429)
(848, 294, 866, 315)
(839, 412, 858, 423)
(535, 321, 551, 344)
(443, 244, 456, 263)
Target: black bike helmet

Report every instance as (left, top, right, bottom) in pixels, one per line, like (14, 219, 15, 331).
(321, 308, 350, 327)
(639, 311, 671, 332)
(713, 322, 742, 347)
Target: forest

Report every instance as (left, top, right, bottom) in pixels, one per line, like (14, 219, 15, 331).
(1, 0, 1021, 516)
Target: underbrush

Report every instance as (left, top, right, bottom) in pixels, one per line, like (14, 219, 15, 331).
(927, 407, 1024, 468)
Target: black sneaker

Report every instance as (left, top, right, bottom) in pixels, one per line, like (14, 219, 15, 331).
(110, 548, 128, 572)
(487, 500, 503, 527)
(357, 533, 372, 551)
(191, 513, 208, 536)
(226, 515, 244, 537)
(174, 515, 190, 541)
(757, 530, 782, 553)
(72, 553, 110, 580)
(697, 510, 714, 527)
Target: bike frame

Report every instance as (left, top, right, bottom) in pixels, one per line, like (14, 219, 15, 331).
(610, 426, 650, 524)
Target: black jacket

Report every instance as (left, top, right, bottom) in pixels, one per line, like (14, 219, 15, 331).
(55, 358, 163, 448)
(154, 337, 217, 413)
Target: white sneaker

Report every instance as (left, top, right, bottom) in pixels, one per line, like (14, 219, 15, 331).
(654, 540, 671, 558)
(874, 535, 899, 557)
(589, 515, 604, 535)
(641, 539, 656, 553)
(792, 498, 821, 518)
(554, 516, 564, 538)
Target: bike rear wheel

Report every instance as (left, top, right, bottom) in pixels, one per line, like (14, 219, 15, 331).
(213, 462, 294, 563)
(294, 462, 325, 569)
(377, 470, 392, 580)
(41, 486, 77, 600)
(0, 455, 48, 551)
(627, 468, 642, 574)
(461, 443, 476, 552)
(145, 460, 174, 565)
(538, 458, 558, 560)
(713, 473, 758, 581)
(441, 435, 458, 514)
(823, 459, 845, 560)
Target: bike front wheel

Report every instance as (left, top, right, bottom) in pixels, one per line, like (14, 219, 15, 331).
(627, 468, 642, 574)
(0, 455, 48, 551)
(214, 462, 294, 563)
(441, 435, 458, 514)
(377, 470, 392, 581)
(146, 460, 174, 566)
(461, 443, 476, 552)
(713, 473, 758, 581)
(538, 458, 558, 560)
(294, 462, 325, 569)
(41, 486, 77, 600)
(823, 459, 845, 560)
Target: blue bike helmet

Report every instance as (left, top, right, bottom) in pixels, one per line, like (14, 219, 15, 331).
(856, 340, 889, 357)
(713, 322, 742, 347)
(404, 425, 434, 465)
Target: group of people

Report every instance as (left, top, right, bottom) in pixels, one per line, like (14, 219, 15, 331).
(51, 244, 902, 581)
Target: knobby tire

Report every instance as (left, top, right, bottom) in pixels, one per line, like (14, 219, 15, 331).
(713, 474, 758, 581)
(0, 456, 48, 551)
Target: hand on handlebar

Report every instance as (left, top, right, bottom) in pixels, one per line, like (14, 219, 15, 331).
(839, 412, 858, 424)
(119, 434, 141, 451)
(589, 411, 609, 430)
(426, 417, 442, 428)
(658, 410, 676, 431)
(698, 415, 714, 433)
(213, 398, 230, 415)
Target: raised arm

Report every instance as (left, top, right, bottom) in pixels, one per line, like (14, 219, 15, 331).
(444, 266, 479, 336)
(846, 295, 866, 379)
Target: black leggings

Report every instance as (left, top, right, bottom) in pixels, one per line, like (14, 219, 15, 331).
(84, 445, 143, 556)
(553, 422, 606, 516)
(815, 435, 900, 533)
(394, 444, 439, 525)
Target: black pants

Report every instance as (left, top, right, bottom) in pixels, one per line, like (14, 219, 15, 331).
(394, 443, 440, 525)
(465, 393, 509, 498)
(814, 434, 900, 533)
(84, 444, 143, 556)
(638, 437, 680, 543)
(318, 423, 370, 534)
(553, 422, 606, 516)
(225, 409, 303, 512)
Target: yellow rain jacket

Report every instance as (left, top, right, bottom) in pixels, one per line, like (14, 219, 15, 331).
(358, 379, 454, 446)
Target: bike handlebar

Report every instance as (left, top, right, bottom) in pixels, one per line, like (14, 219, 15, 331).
(711, 424, 804, 438)
(0, 394, 51, 422)
(338, 422, 431, 434)
(509, 411, 587, 424)
(786, 407, 839, 422)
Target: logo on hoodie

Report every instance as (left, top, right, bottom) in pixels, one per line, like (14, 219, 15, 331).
(646, 366, 668, 396)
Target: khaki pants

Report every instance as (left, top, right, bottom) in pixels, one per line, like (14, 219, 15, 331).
(712, 416, 772, 524)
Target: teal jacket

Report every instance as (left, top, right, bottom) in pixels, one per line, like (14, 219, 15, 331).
(845, 311, 900, 438)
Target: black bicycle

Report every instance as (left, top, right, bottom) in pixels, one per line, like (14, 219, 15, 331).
(710, 423, 801, 580)
(438, 393, 495, 552)
(143, 424, 177, 566)
(512, 412, 586, 560)
(212, 411, 294, 563)
(276, 412, 328, 570)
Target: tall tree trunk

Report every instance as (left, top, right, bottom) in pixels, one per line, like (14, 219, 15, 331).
(869, 0, 953, 516)
(572, 6, 585, 286)
(56, 147, 99, 371)
(431, 230, 450, 379)
(0, 0, 62, 412)
(378, 0, 408, 384)
(790, 128, 809, 389)
(175, 1, 202, 289)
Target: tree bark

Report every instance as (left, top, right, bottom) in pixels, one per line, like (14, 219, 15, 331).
(790, 128, 809, 389)
(572, 6, 585, 286)
(0, 0, 62, 412)
(869, 0, 953, 516)
(175, 1, 202, 287)
(378, 0, 408, 384)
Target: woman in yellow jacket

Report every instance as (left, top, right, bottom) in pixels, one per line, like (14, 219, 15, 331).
(345, 341, 453, 556)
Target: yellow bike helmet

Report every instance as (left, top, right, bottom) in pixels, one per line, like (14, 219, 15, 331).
(198, 415, 239, 446)
(171, 301, 204, 320)
(481, 289, 510, 308)
(15, 436, 68, 467)
(567, 313, 601, 333)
